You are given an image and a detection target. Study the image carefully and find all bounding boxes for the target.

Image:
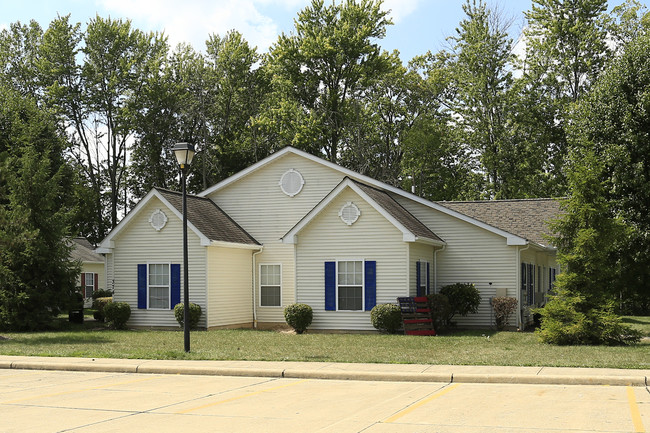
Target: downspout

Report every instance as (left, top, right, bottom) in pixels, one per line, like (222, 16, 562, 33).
(517, 243, 530, 330)
(252, 247, 264, 329)
(433, 244, 446, 294)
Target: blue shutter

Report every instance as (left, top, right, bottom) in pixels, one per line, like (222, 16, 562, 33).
(325, 262, 336, 311)
(137, 264, 147, 309)
(364, 261, 376, 311)
(416, 261, 421, 296)
(426, 262, 430, 295)
(170, 264, 181, 309)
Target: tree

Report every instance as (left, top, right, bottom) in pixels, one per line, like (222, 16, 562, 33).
(263, 0, 393, 163)
(0, 86, 78, 330)
(519, 0, 610, 195)
(447, 0, 521, 199)
(565, 30, 650, 314)
(0, 20, 43, 96)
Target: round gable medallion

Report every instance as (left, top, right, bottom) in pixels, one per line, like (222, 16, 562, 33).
(339, 202, 360, 225)
(149, 208, 168, 231)
(279, 169, 305, 197)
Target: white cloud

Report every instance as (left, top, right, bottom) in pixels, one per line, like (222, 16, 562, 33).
(381, 0, 420, 23)
(97, 0, 306, 52)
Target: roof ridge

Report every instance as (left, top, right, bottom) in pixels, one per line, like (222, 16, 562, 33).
(437, 197, 559, 204)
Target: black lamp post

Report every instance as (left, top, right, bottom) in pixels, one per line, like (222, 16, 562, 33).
(172, 142, 195, 353)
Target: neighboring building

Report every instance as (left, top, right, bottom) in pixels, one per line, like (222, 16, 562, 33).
(70, 237, 106, 300)
(98, 147, 561, 331)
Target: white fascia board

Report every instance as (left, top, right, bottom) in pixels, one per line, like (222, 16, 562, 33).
(209, 240, 263, 250)
(199, 146, 527, 244)
(283, 178, 425, 244)
(97, 189, 211, 251)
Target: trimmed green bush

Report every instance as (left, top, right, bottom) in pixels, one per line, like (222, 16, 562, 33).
(103, 302, 131, 329)
(492, 296, 518, 330)
(370, 303, 402, 334)
(440, 283, 481, 325)
(92, 289, 113, 300)
(174, 303, 202, 330)
(91, 297, 112, 322)
(427, 293, 452, 331)
(284, 303, 313, 334)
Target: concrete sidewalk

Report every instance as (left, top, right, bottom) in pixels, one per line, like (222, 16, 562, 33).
(0, 355, 647, 387)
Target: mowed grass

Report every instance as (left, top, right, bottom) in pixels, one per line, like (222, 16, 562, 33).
(1, 319, 648, 369)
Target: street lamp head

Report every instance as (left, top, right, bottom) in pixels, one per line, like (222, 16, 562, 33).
(172, 142, 195, 169)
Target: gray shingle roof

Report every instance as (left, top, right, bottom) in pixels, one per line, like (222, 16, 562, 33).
(156, 188, 260, 246)
(353, 180, 444, 243)
(70, 238, 104, 263)
(436, 198, 561, 247)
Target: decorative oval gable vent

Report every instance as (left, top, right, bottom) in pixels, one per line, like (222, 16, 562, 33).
(149, 208, 168, 231)
(279, 169, 305, 197)
(339, 202, 360, 225)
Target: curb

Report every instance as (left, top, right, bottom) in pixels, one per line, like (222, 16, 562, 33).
(0, 358, 647, 387)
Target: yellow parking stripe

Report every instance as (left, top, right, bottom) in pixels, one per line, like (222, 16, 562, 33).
(627, 386, 646, 433)
(2, 375, 162, 405)
(177, 379, 309, 414)
(384, 383, 461, 423)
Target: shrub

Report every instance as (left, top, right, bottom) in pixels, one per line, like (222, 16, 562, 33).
(103, 302, 131, 329)
(174, 303, 202, 330)
(67, 292, 85, 324)
(492, 296, 518, 330)
(370, 303, 402, 333)
(536, 288, 641, 345)
(427, 293, 452, 331)
(284, 303, 313, 334)
(92, 289, 113, 300)
(440, 283, 481, 325)
(91, 297, 113, 322)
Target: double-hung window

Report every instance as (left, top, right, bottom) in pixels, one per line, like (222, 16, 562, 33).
(148, 263, 170, 309)
(325, 260, 376, 312)
(83, 272, 95, 298)
(337, 260, 363, 310)
(260, 264, 281, 307)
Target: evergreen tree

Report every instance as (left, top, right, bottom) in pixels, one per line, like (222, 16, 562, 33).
(0, 86, 78, 330)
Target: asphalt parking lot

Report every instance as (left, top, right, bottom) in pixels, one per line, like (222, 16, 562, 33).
(1, 368, 647, 432)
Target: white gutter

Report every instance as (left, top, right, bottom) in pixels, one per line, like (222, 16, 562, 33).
(252, 247, 264, 329)
(433, 244, 447, 294)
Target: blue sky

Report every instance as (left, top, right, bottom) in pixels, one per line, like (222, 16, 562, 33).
(0, 0, 630, 62)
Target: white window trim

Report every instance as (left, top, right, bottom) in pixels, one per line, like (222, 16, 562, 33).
(147, 262, 171, 310)
(259, 263, 283, 308)
(336, 259, 365, 312)
(338, 201, 361, 225)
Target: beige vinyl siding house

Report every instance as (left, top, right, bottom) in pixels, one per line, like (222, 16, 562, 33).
(70, 237, 106, 300)
(100, 146, 560, 331)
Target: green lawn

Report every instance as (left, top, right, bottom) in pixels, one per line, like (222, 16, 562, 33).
(0, 317, 648, 369)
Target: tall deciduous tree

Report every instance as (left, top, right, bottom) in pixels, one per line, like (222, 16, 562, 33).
(520, 0, 610, 195)
(447, 0, 519, 198)
(263, 0, 393, 163)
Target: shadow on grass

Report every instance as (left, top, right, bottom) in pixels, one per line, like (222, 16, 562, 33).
(621, 317, 650, 325)
(8, 334, 114, 345)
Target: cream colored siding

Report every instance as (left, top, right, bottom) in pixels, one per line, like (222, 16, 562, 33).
(520, 247, 558, 323)
(206, 246, 253, 328)
(254, 244, 295, 324)
(395, 196, 518, 327)
(206, 152, 345, 243)
(110, 197, 207, 328)
(296, 188, 407, 331)
(206, 153, 344, 326)
(78, 263, 106, 290)
(409, 243, 435, 297)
